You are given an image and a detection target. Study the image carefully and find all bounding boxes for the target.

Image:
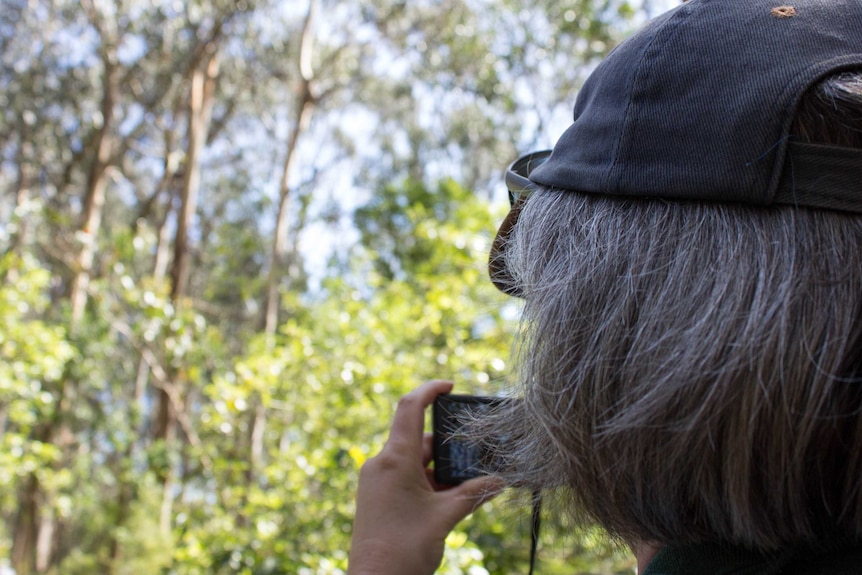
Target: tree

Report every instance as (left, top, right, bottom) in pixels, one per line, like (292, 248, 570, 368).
(0, 0, 665, 572)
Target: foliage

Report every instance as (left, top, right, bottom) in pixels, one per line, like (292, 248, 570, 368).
(0, 0, 670, 573)
(0, 254, 76, 543)
(172, 178, 516, 573)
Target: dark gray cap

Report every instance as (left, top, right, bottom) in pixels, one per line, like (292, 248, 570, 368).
(529, 0, 862, 213)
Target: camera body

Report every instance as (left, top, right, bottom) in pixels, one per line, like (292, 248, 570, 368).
(432, 393, 507, 485)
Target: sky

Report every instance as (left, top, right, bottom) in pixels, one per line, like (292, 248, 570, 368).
(297, 0, 685, 290)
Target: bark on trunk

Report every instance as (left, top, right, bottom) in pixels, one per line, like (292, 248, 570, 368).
(13, 31, 119, 573)
(155, 39, 220, 536)
(70, 49, 118, 326)
(11, 475, 39, 573)
(262, 0, 318, 336)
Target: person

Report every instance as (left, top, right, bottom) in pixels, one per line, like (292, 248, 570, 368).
(349, 0, 862, 573)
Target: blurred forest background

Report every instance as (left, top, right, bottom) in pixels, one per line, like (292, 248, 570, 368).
(1, 0, 673, 573)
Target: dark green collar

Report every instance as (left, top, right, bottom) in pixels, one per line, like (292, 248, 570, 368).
(644, 540, 862, 575)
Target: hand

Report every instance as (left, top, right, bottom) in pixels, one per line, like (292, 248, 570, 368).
(348, 380, 503, 575)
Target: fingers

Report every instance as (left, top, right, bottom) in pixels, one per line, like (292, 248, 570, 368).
(437, 475, 506, 530)
(386, 380, 453, 454)
(455, 476, 506, 507)
(422, 432, 434, 467)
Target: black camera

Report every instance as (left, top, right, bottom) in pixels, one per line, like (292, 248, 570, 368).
(432, 393, 508, 485)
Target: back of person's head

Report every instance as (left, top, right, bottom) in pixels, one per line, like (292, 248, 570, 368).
(483, 0, 862, 551)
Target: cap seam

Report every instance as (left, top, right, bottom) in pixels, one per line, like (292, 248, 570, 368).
(604, 2, 696, 195)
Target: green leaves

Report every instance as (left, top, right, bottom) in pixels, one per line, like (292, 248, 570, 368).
(158, 177, 511, 573)
(0, 253, 74, 432)
(0, 0, 661, 571)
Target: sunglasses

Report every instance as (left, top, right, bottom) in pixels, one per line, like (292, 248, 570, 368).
(505, 150, 552, 207)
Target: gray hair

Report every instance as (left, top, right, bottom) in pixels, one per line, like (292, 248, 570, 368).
(479, 71, 862, 549)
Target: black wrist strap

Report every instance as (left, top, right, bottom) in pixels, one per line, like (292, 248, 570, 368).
(529, 489, 542, 575)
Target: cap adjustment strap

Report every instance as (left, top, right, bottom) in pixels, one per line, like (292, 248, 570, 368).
(775, 142, 862, 214)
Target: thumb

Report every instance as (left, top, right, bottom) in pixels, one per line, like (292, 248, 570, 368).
(439, 476, 505, 530)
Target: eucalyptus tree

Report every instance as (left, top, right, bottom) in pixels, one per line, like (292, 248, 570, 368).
(1, 0, 258, 570)
(0, 0, 667, 572)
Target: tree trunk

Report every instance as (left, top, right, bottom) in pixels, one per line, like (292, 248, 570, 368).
(11, 475, 39, 574)
(35, 506, 55, 573)
(12, 32, 119, 573)
(262, 0, 318, 336)
(154, 40, 220, 536)
(9, 124, 34, 257)
(241, 0, 319, 529)
(170, 50, 219, 301)
(69, 49, 118, 327)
